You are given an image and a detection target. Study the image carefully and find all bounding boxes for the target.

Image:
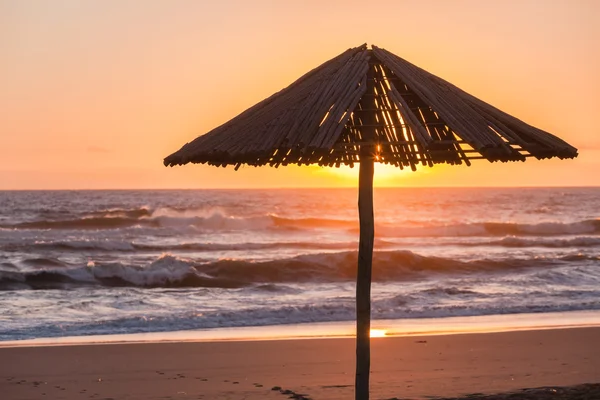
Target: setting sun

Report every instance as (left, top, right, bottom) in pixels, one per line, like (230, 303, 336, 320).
(323, 163, 416, 186)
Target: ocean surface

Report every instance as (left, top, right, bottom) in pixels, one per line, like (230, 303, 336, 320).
(0, 187, 599, 342)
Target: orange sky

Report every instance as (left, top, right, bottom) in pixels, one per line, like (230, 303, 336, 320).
(1, 0, 599, 189)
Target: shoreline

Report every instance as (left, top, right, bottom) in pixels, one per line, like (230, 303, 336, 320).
(2, 309, 599, 348)
(2, 327, 599, 399)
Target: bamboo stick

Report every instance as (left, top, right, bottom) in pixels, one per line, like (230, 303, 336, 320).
(355, 62, 377, 400)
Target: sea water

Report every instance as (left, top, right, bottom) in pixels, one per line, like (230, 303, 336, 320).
(0, 188, 599, 342)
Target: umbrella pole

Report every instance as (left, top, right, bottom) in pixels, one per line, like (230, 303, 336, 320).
(356, 152, 374, 400)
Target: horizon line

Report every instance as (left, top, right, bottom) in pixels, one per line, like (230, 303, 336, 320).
(1, 185, 599, 191)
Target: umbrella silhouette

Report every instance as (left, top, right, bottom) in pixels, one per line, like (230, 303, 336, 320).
(165, 44, 578, 400)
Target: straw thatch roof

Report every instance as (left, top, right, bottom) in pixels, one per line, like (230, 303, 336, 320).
(164, 44, 577, 170)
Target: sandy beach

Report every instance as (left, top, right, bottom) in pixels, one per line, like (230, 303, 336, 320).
(3, 1, 598, 399)
(1, 327, 599, 400)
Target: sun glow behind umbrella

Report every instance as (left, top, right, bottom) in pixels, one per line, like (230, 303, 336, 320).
(324, 163, 415, 184)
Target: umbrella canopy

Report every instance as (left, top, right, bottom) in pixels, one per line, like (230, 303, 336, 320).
(165, 44, 577, 170)
(164, 44, 578, 400)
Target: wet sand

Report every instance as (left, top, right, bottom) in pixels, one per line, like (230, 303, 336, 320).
(1, 327, 599, 400)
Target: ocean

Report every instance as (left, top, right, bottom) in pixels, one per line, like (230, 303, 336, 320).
(0, 187, 599, 343)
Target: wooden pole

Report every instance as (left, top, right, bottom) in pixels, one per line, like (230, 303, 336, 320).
(356, 149, 374, 400)
(356, 54, 376, 400)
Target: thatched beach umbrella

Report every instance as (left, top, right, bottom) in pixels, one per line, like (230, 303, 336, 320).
(164, 44, 577, 400)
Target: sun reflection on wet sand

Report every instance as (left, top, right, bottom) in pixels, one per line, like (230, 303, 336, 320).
(369, 329, 388, 338)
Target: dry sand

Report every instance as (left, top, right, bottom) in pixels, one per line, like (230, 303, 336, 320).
(1, 327, 599, 400)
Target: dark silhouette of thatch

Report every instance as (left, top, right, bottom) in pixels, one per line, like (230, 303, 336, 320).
(165, 44, 577, 169)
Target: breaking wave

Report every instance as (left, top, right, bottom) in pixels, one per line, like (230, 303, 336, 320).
(3, 205, 598, 239)
(22, 257, 69, 268)
(375, 219, 600, 238)
(6, 235, 598, 255)
(2, 207, 354, 232)
(452, 236, 600, 248)
(1, 250, 596, 291)
(24, 239, 368, 253)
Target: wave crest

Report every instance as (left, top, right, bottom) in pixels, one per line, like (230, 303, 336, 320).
(376, 219, 600, 238)
(3, 203, 599, 239)
(1, 250, 594, 291)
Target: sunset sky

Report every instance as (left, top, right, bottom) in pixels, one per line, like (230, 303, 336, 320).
(1, 0, 599, 189)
